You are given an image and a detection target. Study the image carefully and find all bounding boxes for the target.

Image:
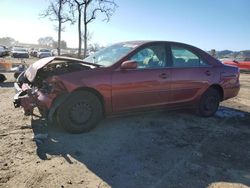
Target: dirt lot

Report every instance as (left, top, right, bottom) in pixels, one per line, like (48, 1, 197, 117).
(0, 60, 250, 188)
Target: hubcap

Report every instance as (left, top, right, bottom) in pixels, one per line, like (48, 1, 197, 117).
(69, 102, 92, 124)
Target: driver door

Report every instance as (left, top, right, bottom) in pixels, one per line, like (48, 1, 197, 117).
(111, 43, 171, 112)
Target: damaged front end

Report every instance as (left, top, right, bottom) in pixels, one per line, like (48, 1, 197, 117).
(13, 75, 66, 117)
(13, 56, 94, 117)
(14, 80, 38, 116)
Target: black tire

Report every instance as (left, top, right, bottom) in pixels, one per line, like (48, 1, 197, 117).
(14, 72, 20, 79)
(198, 88, 220, 117)
(56, 91, 103, 133)
(0, 74, 6, 83)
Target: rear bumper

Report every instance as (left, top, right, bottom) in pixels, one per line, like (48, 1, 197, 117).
(223, 85, 240, 100)
(12, 54, 29, 58)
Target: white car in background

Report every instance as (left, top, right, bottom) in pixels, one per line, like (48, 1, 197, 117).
(11, 47, 29, 58)
(51, 49, 71, 56)
(37, 48, 52, 58)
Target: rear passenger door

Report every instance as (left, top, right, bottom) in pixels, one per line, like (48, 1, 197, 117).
(169, 44, 213, 104)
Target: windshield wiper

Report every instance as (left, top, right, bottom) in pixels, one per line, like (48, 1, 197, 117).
(82, 60, 103, 67)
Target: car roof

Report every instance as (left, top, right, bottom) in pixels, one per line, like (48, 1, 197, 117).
(118, 40, 201, 49)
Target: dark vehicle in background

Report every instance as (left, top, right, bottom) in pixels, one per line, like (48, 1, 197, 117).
(0, 45, 9, 57)
(12, 64, 28, 79)
(0, 46, 6, 57)
(11, 47, 29, 58)
(30, 48, 38, 57)
(37, 48, 52, 58)
(13, 41, 240, 133)
(0, 73, 7, 83)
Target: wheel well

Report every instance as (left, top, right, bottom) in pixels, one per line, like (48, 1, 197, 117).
(210, 85, 224, 101)
(73, 87, 105, 114)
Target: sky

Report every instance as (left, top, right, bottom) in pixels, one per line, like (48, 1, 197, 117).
(0, 0, 249, 51)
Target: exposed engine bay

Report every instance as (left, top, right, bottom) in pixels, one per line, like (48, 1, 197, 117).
(32, 60, 91, 88)
(14, 57, 95, 116)
(17, 59, 92, 88)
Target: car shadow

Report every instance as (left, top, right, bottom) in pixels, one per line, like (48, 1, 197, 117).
(0, 81, 14, 88)
(31, 108, 250, 188)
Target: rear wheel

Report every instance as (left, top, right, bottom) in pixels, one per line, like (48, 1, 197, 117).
(198, 88, 220, 117)
(57, 91, 103, 133)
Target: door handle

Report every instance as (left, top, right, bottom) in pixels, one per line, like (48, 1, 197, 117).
(205, 70, 211, 76)
(159, 73, 168, 79)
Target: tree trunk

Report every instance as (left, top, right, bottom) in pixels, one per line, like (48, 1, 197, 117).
(58, 21, 61, 56)
(57, 0, 62, 56)
(77, 4, 82, 58)
(83, 4, 87, 58)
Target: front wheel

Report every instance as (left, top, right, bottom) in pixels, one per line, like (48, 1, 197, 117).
(56, 91, 103, 133)
(198, 88, 220, 117)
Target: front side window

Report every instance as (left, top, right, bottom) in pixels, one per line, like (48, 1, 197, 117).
(171, 46, 208, 67)
(130, 45, 166, 69)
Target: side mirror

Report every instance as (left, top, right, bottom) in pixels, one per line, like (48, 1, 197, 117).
(120, 60, 137, 70)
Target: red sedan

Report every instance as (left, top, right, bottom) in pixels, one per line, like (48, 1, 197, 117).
(222, 60, 250, 70)
(14, 41, 240, 133)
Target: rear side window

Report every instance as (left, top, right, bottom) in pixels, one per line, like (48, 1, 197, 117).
(171, 46, 208, 67)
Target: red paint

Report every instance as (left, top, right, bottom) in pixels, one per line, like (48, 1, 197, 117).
(14, 41, 240, 116)
(223, 61, 250, 70)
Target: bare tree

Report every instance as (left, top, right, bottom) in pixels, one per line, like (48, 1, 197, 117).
(52, 40, 68, 49)
(210, 49, 217, 58)
(38, 36, 55, 47)
(41, 0, 73, 55)
(71, 0, 117, 58)
(89, 42, 101, 52)
(0, 37, 18, 46)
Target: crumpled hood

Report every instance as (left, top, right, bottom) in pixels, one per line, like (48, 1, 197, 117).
(24, 56, 97, 83)
(24, 57, 56, 82)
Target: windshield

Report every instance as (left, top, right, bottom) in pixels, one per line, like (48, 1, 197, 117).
(14, 48, 27, 52)
(84, 43, 137, 67)
(40, 49, 50, 52)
